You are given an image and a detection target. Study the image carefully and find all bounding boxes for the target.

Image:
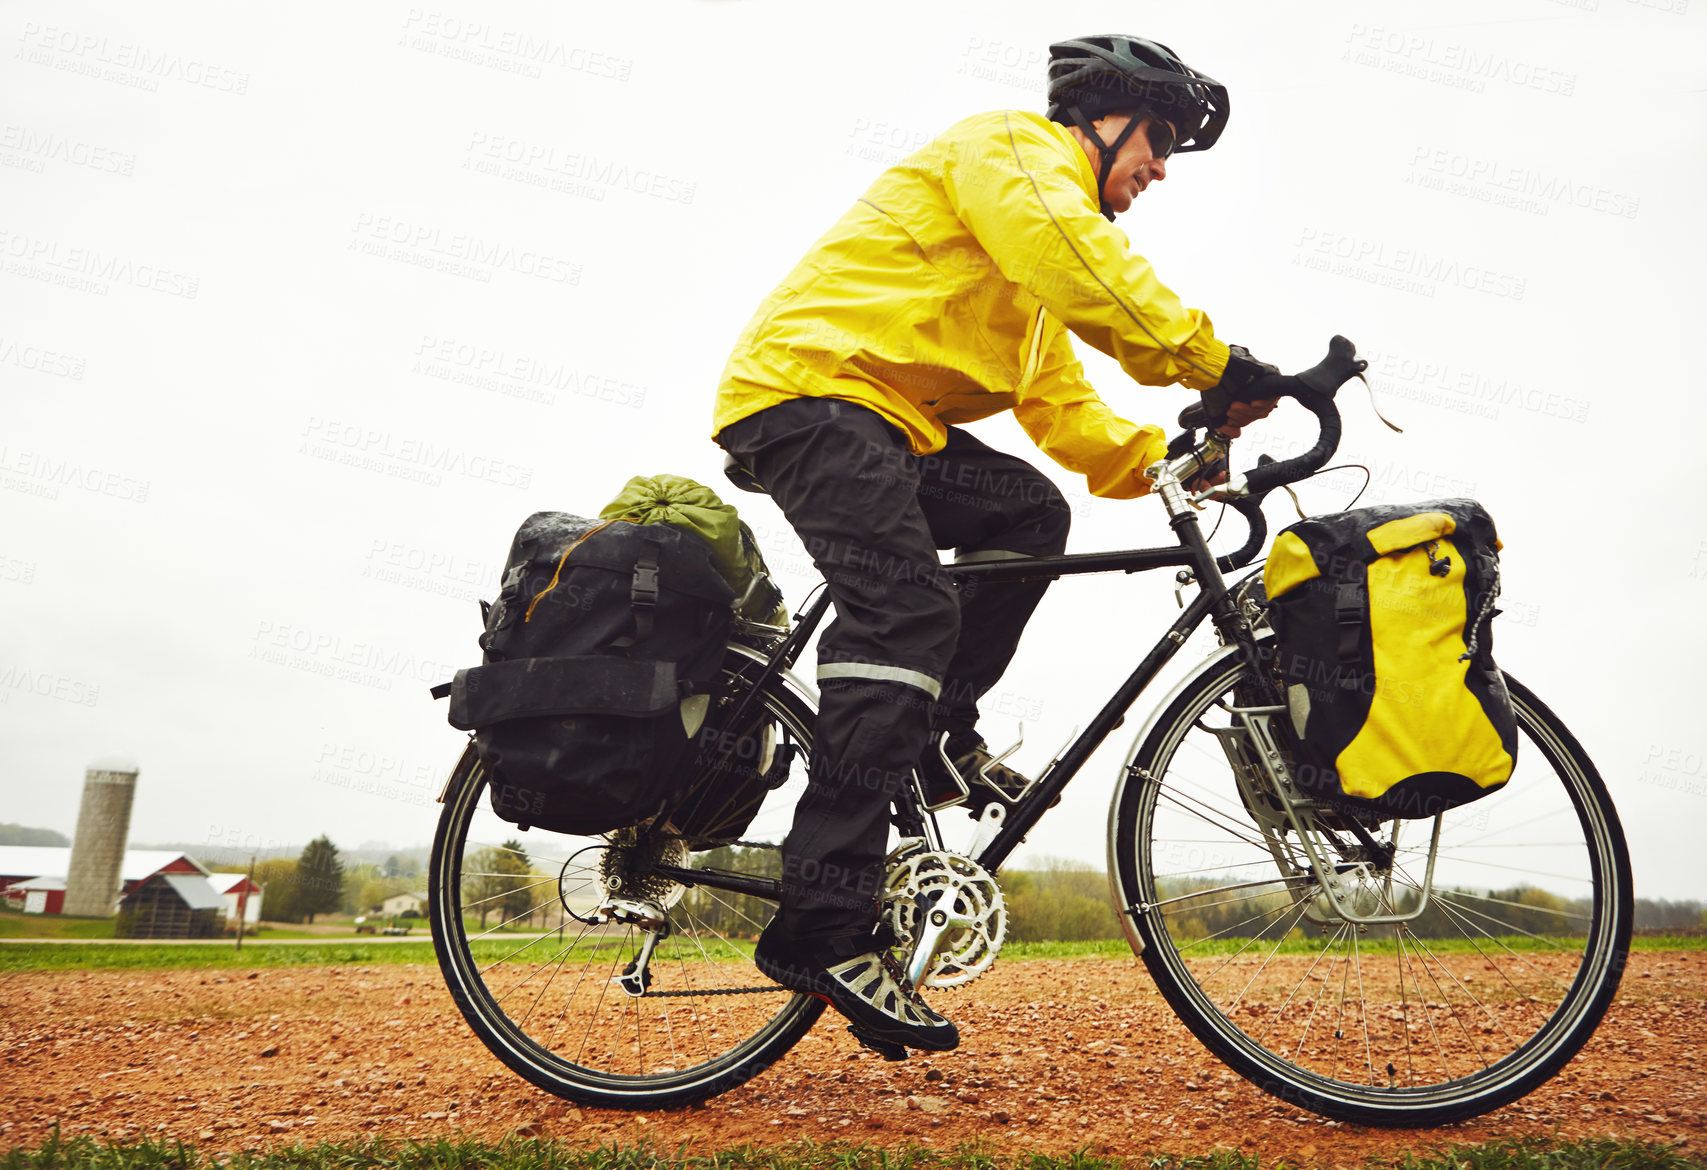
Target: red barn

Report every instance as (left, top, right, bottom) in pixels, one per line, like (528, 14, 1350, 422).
(0, 847, 207, 915)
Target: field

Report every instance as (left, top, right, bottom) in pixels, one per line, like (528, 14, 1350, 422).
(2, 948, 1704, 1164)
(0, 904, 423, 942)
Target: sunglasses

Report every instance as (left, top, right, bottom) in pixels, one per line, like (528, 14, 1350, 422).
(1143, 117, 1178, 160)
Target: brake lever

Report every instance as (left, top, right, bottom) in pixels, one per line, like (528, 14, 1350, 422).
(1190, 452, 1275, 507)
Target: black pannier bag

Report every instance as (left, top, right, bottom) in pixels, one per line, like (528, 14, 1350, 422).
(437, 512, 734, 835)
(1261, 498, 1517, 820)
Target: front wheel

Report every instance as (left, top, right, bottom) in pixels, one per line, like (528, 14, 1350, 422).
(1109, 647, 1632, 1127)
(427, 648, 824, 1108)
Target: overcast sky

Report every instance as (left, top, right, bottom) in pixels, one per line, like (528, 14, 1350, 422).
(4, 1, 1704, 898)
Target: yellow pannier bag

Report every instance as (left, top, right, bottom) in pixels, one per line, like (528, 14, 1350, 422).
(1261, 499, 1516, 819)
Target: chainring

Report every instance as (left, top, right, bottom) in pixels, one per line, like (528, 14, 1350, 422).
(881, 844, 1007, 989)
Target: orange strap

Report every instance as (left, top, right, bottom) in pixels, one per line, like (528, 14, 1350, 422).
(524, 519, 618, 622)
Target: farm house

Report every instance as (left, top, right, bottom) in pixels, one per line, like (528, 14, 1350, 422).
(381, 891, 426, 916)
(205, 872, 264, 927)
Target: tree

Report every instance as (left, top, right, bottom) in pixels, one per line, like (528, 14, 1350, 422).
(497, 840, 539, 927)
(358, 878, 407, 914)
(0, 822, 70, 847)
(251, 858, 301, 923)
(464, 839, 535, 928)
(337, 862, 373, 915)
(295, 836, 345, 924)
(1003, 858, 1123, 943)
(676, 845, 782, 942)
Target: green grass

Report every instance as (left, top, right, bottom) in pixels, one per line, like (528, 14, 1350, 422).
(0, 941, 442, 972)
(0, 933, 752, 974)
(0, 910, 115, 940)
(1009, 936, 1707, 961)
(1, 933, 1700, 975)
(0, 905, 404, 942)
(1, 1134, 1700, 1170)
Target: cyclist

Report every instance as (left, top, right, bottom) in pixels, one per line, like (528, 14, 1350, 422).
(713, 34, 1287, 1055)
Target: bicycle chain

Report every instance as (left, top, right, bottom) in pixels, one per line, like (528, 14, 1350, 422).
(639, 985, 789, 998)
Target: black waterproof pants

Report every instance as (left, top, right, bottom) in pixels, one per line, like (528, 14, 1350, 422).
(716, 397, 1070, 942)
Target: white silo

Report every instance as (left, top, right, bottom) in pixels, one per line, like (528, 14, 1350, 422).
(62, 756, 140, 918)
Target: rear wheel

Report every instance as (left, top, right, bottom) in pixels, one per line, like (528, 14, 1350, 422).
(428, 648, 823, 1108)
(1109, 648, 1632, 1126)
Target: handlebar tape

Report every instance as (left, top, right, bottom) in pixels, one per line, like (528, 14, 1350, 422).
(1216, 496, 1269, 573)
(1178, 334, 1365, 434)
(1239, 336, 1363, 498)
(1242, 395, 1341, 498)
(1191, 337, 1368, 571)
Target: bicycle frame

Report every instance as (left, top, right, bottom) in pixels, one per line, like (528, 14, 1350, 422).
(657, 470, 1281, 892)
(932, 506, 1263, 872)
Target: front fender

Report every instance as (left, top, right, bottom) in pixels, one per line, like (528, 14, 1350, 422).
(1102, 640, 1251, 957)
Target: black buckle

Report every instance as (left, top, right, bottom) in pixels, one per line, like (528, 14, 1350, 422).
(616, 541, 662, 648)
(1334, 580, 1365, 683)
(631, 562, 660, 606)
(1333, 581, 1363, 627)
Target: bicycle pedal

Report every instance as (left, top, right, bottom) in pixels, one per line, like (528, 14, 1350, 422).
(847, 1026, 909, 1061)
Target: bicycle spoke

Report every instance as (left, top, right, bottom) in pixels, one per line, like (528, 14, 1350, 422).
(693, 885, 777, 940)
(1352, 930, 1374, 1086)
(571, 927, 623, 1067)
(1402, 929, 1493, 1076)
(479, 916, 601, 978)
(1115, 658, 1630, 1124)
(464, 875, 581, 930)
(426, 654, 824, 1104)
(501, 925, 608, 1014)
(1285, 920, 1352, 1059)
(1153, 781, 1274, 853)
(1224, 897, 1313, 1015)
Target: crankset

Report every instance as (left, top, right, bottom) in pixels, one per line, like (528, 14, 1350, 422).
(881, 841, 1007, 989)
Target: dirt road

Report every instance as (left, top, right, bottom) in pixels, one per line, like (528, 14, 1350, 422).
(2, 953, 1702, 1161)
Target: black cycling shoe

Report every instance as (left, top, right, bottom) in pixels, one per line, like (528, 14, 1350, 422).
(753, 927, 959, 1053)
(916, 731, 1033, 814)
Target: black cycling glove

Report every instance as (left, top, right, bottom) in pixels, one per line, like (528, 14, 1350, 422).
(1191, 345, 1283, 427)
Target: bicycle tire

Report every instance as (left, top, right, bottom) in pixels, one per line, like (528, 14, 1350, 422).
(1108, 645, 1632, 1127)
(428, 646, 825, 1109)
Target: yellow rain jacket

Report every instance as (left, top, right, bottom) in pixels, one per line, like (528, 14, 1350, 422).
(713, 110, 1232, 498)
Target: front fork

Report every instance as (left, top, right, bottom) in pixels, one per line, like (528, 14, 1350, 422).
(1212, 701, 1444, 927)
(1151, 468, 1447, 928)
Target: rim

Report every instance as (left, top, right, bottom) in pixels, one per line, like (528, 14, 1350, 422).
(1121, 661, 1627, 1112)
(430, 668, 821, 1096)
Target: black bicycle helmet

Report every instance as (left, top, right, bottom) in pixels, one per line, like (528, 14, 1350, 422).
(1046, 35, 1230, 219)
(1047, 35, 1229, 150)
